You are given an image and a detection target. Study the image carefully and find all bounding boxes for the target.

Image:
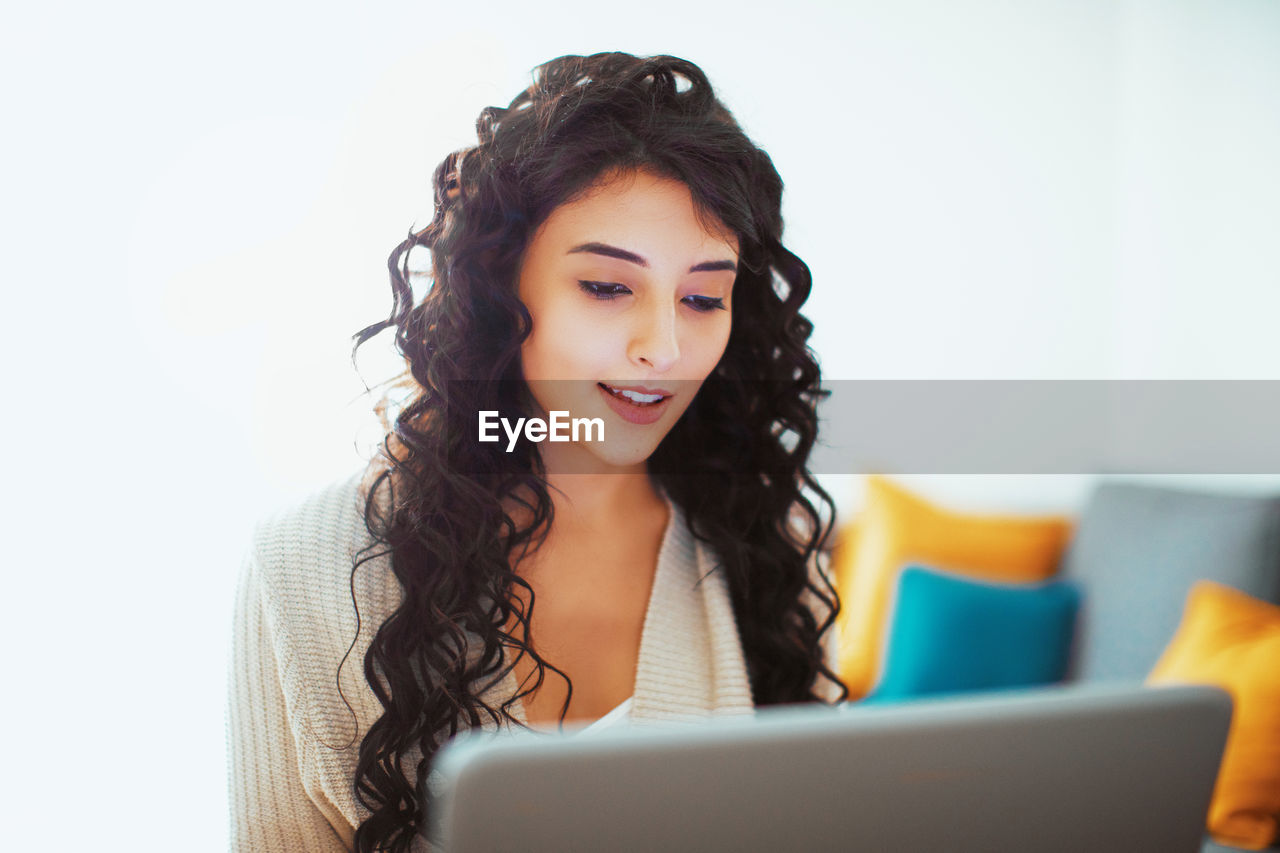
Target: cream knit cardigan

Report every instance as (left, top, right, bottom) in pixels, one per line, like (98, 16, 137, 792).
(226, 469, 838, 852)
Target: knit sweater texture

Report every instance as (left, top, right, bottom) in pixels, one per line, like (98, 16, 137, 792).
(226, 468, 838, 851)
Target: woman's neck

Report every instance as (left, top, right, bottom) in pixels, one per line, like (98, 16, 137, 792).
(501, 469, 670, 581)
(543, 470, 664, 528)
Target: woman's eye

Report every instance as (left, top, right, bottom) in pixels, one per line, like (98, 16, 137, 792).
(578, 280, 631, 299)
(682, 295, 727, 313)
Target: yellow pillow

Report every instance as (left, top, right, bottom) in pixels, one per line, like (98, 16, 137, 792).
(832, 475, 1072, 699)
(1147, 582, 1280, 850)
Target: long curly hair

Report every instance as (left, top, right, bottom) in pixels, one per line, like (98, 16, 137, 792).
(346, 51, 846, 852)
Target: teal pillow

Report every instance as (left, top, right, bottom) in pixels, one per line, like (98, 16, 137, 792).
(863, 565, 1081, 704)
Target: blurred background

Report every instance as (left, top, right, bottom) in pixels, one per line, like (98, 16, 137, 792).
(3, 0, 1277, 849)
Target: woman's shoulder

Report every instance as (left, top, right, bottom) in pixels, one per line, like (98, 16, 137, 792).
(235, 465, 398, 790)
(245, 464, 399, 637)
(251, 469, 369, 566)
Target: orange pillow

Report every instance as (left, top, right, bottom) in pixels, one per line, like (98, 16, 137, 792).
(1147, 582, 1280, 850)
(831, 475, 1072, 699)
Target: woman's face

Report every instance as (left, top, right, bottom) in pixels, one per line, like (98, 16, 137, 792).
(516, 167, 738, 474)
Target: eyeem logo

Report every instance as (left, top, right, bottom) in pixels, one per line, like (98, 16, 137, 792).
(479, 411, 605, 452)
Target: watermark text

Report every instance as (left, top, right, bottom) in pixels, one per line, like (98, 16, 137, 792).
(478, 410, 605, 452)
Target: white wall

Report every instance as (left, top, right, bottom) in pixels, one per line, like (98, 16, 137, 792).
(4, 1, 1278, 849)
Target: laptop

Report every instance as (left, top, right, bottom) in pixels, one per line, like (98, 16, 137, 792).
(425, 683, 1231, 852)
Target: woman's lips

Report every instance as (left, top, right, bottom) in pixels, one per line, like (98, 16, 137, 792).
(597, 382, 673, 425)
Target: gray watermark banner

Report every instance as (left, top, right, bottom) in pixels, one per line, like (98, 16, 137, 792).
(812, 380, 1280, 474)
(438, 379, 1280, 474)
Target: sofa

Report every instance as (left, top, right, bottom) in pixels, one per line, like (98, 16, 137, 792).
(834, 477, 1280, 852)
(1061, 480, 1280, 853)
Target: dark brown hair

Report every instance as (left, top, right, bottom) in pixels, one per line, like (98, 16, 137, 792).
(347, 51, 845, 852)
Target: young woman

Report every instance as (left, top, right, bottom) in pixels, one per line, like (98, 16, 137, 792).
(228, 51, 845, 853)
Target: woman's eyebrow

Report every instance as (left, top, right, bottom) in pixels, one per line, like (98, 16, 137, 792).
(566, 241, 737, 273)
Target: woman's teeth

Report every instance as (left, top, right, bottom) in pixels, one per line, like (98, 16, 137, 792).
(600, 384, 665, 405)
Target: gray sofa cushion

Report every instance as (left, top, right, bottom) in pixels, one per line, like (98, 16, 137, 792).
(1061, 481, 1280, 682)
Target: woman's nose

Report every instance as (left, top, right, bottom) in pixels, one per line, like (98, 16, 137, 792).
(627, 303, 680, 372)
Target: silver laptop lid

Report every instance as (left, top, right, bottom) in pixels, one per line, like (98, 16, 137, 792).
(427, 683, 1230, 853)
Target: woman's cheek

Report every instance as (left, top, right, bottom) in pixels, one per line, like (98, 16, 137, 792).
(687, 316, 732, 376)
(548, 306, 618, 379)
